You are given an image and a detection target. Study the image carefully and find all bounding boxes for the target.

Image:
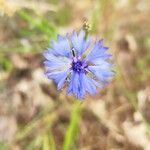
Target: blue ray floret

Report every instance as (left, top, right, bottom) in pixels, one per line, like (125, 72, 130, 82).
(43, 29, 114, 99)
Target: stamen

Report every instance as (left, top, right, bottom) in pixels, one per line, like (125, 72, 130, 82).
(71, 49, 75, 57)
(71, 58, 88, 73)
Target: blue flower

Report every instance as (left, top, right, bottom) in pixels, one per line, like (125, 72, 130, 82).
(43, 30, 114, 99)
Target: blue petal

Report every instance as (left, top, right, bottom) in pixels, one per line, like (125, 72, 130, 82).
(71, 30, 91, 56)
(57, 34, 64, 41)
(43, 51, 63, 64)
(67, 72, 85, 99)
(67, 72, 103, 99)
(82, 74, 102, 95)
(90, 59, 113, 68)
(88, 66, 114, 83)
(43, 51, 70, 71)
(46, 70, 70, 90)
(50, 35, 71, 57)
(85, 40, 111, 61)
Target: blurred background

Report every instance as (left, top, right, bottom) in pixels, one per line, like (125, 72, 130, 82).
(0, 0, 150, 149)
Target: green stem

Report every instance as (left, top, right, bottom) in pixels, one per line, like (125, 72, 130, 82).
(62, 100, 81, 150)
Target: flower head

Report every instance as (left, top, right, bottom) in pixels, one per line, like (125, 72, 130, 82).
(43, 29, 114, 99)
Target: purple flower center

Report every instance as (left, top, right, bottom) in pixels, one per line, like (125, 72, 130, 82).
(72, 58, 87, 73)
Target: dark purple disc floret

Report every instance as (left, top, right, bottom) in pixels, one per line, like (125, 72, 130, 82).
(71, 57, 87, 73)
